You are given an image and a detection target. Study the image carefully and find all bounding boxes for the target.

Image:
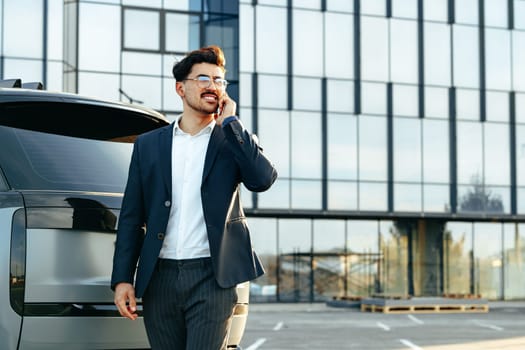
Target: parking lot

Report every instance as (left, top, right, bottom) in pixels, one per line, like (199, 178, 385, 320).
(239, 302, 525, 350)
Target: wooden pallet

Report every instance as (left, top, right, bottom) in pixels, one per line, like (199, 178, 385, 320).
(360, 297, 489, 314)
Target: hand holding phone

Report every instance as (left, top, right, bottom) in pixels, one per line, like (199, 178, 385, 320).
(216, 92, 236, 125)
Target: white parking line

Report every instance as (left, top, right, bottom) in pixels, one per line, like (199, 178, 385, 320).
(245, 338, 267, 350)
(408, 314, 424, 324)
(377, 322, 390, 331)
(399, 339, 423, 350)
(273, 321, 284, 331)
(473, 320, 503, 331)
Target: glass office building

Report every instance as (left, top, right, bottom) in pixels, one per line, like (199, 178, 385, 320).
(2, 0, 525, 301)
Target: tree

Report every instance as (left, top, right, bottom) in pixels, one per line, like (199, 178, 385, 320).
(459, 174, 504, 213)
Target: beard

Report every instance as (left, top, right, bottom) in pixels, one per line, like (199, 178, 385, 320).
(186, 93, 219, 115)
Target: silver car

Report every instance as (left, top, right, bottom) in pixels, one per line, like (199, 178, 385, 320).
(0, 79, 249, 349)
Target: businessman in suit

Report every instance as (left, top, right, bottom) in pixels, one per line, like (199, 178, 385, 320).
(110, 45, 277, 350)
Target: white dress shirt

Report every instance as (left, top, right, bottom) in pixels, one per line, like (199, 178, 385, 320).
(159, 116, 215, 260)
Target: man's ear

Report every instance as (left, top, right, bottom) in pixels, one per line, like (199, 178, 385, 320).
(175, 81, 185, 97)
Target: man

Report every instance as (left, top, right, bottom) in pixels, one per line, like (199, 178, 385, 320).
(111, 45, 277, 349)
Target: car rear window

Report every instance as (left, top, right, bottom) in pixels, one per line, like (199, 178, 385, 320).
(0, 125, 133, 192)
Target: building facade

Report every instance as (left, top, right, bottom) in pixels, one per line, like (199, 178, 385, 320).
(1, 0, 525, 301)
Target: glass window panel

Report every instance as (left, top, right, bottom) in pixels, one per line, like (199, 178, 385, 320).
(362, 82, 387, 115)
(122, 52, 162, 75)
(359, 115, 388, 181)
(123, 0, 161, 7)
(518, 188, 525, 213)
(484, 0, 508, 28)
(455, 0, 478, 25)
(380, 220, 408, 295)
(458, 183, 502, 213)
(423, 0, 447, 22)
(165, 13, 200, 53)
(424, 184, 450, 212)
(453, 25, 479, 88)
(424, 22, 451, 86)
(394, 184, 422, 212)
(240, 4, 254, 72)
(485, 29, 511, 90)
(473, 223, 502, 299)
(163, 77, 183, 112)
(325, 13, 353, 79)
(326, 0, 353, 12)
(4, 59, 43, 84)
(359, 182, 388, 211)
(393, 84, 418, 117)
(394, 117, 421, 182)
(293, 10, 323, 76)
(486, 91, 509, 122)
(361, 17, 389, 82)
(328, 181, 358, 210)
(425, 86, 449, 119)
(48, 0, 64, 60)
(239, 108, 253, 132)
(293, 77, 321, 111)
(124, 9, 159, 51)
(279, 219, 312, 253)
(258, 109, 290, 177)
(79, 3, 121, 72)
(293, 0, 321, 9)
(291, 180, 321, 209)
(258, 178, 290, 209)
(517, 93, 525, 123)
(486, 186, 509, 213)
(45, 61, 63, 92)
(240, 185, 253, 208)
(516, 0, 525, 29)
(392, 0, 417, 19)
(457, 121, 483, 184)
(249, 218, 277, 256)
(485, 123, 510, 185)
(313, 220, 345, 252)
(291, 112, 322, 178)
(256, 6, 287, 74)
(423, 119, 449, 183)
(361, 0, 386, 16)
(164, 0, 201, 11)
(347, 220, 379, 252)
(443, 222, 473, 295)
(78, 72, 120, 102)
(513, 31, 525, 92)
(4, 0, 43, 57)
(390, 19, 418, 84)
(239, 73, 252, 107)
(456, 89, 480, 120)
(328, 114, 357, 180)
(121, 75, 162, 110)
(258, 75, 288, 109)
(327, 80, 354, 113)
(503, 223, 525, 299)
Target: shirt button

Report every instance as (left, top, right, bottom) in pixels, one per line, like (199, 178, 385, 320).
(157, 233, 165, 240)
(164, 200, 171, 207)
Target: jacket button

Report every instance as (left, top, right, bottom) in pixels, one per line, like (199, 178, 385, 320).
(157, 233, 165, 240)
(164, 200, 171, 207)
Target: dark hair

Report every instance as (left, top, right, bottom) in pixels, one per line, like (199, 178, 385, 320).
(172, 45, 226, 81)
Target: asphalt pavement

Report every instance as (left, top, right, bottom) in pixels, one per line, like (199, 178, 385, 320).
(239, 301, 525, 350)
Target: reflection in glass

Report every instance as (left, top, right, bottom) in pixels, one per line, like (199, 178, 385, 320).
(328, 114, 357, 180)
(293, 77, 321, 111)
(165, 13, 199, 53)
(293, 9, 323, 76)
(361, 16, 389, 82)
(256, 6, 287, 74)
(291, 180, 321, 209)
(327, 181, 358, 210)
(516, 125, 525, 188)
(258, 178, 290, 209)
(423, 0, 447, 22)
(361, 0, 386, 16)
(485, 29, 511, 90)
(393, 84, 418, 117)
(423, 119, 449, 183)
(453, 25, 479, 88)
(473, 223, 502, 299)
(124, 9, 159, 50)
(361, 82, 387, 115)
(423, 185, 450, 212)
(325, 13, 353, 78)
(379, 220, 408, 295)
(359, 182, 387, 211)
(291, 112, 321, 178)
(513, 31, 525, 92)
(394, 184, 422, 212)
(327, 80, 354, 113)
(456, 89, 480, 120)
(390, 19, 418, 84)
(392, 0, 417, 19)
(258, 109, 290, 177)
(424, 22, 451, 86)
(503, 223, 525, 299)
(4, 0, 43, 57)
(258, 75, 288, 109)
(484, 0, 508, 28)
(443, 222, 472, 295)
(457, 121, 482, 184)
(484, 123, 510, 185)
(425, 87, 449, 119)
(249, 218, 278, 301)
(359, 115, 387, 181)
(486, 91, 509, 122)
(394, 117, 421, 182)
(455, 0, 478, 25)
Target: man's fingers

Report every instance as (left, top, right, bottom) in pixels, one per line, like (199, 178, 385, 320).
(114, 283, 138, 320)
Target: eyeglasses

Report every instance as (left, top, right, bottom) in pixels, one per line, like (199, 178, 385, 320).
(183, 75, 228, 90)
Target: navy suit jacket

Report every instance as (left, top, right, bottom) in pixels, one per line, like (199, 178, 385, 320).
(110, 118, 277, 298)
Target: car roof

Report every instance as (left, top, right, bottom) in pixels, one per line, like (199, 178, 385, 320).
(0, 79, 170, 142)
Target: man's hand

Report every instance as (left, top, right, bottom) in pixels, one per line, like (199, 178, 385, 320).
(215, 92, 236, 126)
(114, 282, 138, 320)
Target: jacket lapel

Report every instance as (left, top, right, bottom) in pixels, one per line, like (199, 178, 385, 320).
(159, 123, 174, 194)
(202, 125, 225, 183)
